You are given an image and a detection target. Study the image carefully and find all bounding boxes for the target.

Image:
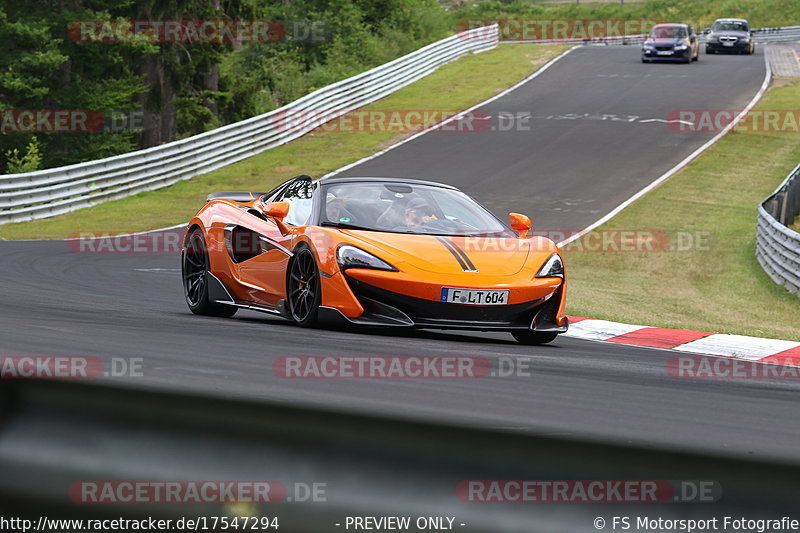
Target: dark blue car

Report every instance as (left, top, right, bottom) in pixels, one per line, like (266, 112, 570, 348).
(641, 23, 699, 64)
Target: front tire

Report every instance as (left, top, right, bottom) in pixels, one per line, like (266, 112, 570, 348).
(182, 228, 237, 317)
(512, 331, 558, 345)
(287, 244, 321, 327)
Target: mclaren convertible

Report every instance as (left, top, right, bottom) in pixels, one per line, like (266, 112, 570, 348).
(181, 175, 568, 344)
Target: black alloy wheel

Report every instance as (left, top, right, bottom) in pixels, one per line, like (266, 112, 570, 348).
(287, 245, 321, 327)
(182, 228, 237, 317)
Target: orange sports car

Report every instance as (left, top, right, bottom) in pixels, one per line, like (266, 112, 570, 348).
(181, 175, 568, 344)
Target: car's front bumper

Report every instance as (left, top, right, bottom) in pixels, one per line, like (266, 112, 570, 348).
(319, 273, 568, 333)
(642, 48, 691, 61)
(706, 41, 751, 52)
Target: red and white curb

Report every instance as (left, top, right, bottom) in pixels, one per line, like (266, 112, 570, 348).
(565, 316, 800, 366)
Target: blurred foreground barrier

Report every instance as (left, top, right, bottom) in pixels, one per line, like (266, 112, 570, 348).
(1, 379, 799, 532)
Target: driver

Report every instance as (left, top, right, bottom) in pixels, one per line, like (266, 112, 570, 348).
(403, 198, 437, 228)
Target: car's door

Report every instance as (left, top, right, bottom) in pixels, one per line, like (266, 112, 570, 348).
(234, 178, 315, 305)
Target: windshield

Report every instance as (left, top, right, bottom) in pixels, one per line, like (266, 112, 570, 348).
(713, 21, 748, 32)
(320, 181, 514, 237)
(651, 26, 687, 39)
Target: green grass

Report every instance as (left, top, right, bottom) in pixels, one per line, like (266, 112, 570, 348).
(0, 44, 569, 240)
(449, 0, 800, 31)
(565, 78, 800, 341)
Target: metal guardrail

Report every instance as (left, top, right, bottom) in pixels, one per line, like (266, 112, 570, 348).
(757, 163, 800, 296)
(753, 25, 800, 43)
(2, 379, 800, 529)
(0, 25, 498, 225)
(501, 25, 800, 46)
(502, 34, 649, 46)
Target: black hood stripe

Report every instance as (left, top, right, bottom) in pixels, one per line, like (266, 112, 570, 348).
(435, 236, 477, 272)
(435, 236, 468, 270)
(447, 238, 477, 271)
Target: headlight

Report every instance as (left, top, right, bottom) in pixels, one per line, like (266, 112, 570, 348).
(536, 254, 564, 278)
(643, 42, 654, 49)
(675, 44, 688, 50)
(337, 244, 397, 272)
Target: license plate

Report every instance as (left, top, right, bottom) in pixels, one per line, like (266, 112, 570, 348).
(441, 287, 509, 306)
(657, 50, 673, 55)
(722, 42, 734, 47)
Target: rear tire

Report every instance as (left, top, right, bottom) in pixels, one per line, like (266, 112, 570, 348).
(512, 331, 558, 345)
(182, 228, 237, 317)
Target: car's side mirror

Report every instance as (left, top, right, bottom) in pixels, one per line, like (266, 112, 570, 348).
(508, 213, 532, 236)
(263, 201, 289, 220)
(704, 28, 711, 34)
(262, 201, 291, 234)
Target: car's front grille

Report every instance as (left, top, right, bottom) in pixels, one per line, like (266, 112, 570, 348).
(720, 36, 738, 43)
(655, 45, 673, 51)
(346, 278, 545, 328)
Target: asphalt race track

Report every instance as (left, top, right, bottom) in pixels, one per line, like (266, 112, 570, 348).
(3, 47, 795, 464)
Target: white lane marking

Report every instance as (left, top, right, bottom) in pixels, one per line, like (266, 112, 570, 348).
(135, 268, 181, 272)
(494, 113, 695, 126)
(564, 319, 647, 341)
(9, 224, 187, 243)
(674, 334, 800, 360)
(66, 225, 187, 240)
(595, 74, 691, 78)
(639, 118, 695, 126)
(322, 46, 579, 178)
(558, 50, 772, 247)
(537, 112, 641, 122)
